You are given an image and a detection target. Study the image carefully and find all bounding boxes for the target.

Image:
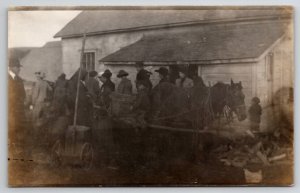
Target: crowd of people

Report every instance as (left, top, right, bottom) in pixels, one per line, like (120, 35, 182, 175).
(9, 60, 205, 131)
(8, 58, 269, 150)
(56, 63, 201, 127)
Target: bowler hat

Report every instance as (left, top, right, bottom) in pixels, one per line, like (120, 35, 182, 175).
(155, 67, 168, 76)
(117, 70, 129, 78)
(9, 58, 22, 68)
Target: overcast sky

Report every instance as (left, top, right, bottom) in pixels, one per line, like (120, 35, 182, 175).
(8, 11, 81, 48)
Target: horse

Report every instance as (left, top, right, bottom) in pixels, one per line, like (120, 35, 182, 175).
(65, 68, 93, 127)
(210, 79, 247, 122)
(151, 78, 247, 129)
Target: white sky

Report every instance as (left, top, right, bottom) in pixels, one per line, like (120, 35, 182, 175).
(8, 11, 81, 48)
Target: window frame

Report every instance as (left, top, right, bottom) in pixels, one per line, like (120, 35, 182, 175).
(82, 51, 96, 71)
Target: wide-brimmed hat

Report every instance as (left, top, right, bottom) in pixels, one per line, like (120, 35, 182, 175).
(155, 67, 168, 76)
(117, 70, 129, 78)
(89, 70, 98, 77)
(101, 69, 112, 79)
(9, 58, 22, 68)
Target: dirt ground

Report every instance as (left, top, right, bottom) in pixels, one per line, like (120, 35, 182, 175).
(8, 127, 293, 187)
(8, 106, 293, 187)
(8, 151, 293, 187)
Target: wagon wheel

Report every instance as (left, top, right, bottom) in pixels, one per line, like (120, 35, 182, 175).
(80, 143, 94, 170)
(50, 140, 63, 167)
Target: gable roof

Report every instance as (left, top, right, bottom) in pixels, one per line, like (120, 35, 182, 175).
(54, 7, 291, 38)
(100, 21, 287, 64)
(20, 41, 62, 81)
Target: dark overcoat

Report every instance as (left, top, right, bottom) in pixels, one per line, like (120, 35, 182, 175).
(8, 74, 26, 143)
(117, 77, 132, 95)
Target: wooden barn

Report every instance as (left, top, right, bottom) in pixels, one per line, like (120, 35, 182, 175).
(54, 8, 293, 106)
(20, 41, 63, 82)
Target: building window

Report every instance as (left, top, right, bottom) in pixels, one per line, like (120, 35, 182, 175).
(82, 52, 95, 71)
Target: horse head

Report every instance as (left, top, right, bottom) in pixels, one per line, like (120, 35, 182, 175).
(228, 79, 247, 121)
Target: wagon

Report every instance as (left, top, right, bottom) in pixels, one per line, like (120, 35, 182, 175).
(106, 91, 208, 167)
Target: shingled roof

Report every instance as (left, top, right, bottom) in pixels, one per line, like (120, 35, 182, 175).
(54, 7, 290, 38)
(100, 21, 287, 64)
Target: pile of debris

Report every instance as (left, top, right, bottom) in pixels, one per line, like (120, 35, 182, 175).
(217, 130, 292, 167)
(212, 129, 293, 183)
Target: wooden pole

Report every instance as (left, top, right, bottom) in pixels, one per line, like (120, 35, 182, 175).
(73, 33, 86, 126)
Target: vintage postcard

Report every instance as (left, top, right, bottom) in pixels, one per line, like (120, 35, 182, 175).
(8, 6, 294, 186)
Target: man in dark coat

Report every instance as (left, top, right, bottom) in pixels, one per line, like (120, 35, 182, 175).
(151, 67, 174, 117)
(8, 58, 26, 147)
(86, 70, 101, 102)
(116, 70, 132, 95)
(132, 81, 150, 113)
(135, 62, 153, 92)
(67, 70, 93, 127)
(52, 73, 68, 117)
(99, 69, 115, 109)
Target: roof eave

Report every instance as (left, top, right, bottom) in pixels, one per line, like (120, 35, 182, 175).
(101, 58, 259, 66)
(54, 14, 291, 39)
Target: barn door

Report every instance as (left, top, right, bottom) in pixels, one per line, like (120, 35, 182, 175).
(188, 64, 198, 79)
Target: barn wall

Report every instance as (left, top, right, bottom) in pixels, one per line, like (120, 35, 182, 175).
(272, 36, 293, 91)
(20, 46, 63, 82)
(61, 21, 276, 78)
(253, 35, 293, 106)
(199, 63, 254, 106)
(61, 32, 143, 78)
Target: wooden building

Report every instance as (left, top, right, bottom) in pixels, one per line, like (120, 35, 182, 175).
(20, 41, 63, 82)
(54, 8, 293, 106)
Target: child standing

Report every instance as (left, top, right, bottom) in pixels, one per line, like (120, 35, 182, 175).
(248, 97, 262, 132)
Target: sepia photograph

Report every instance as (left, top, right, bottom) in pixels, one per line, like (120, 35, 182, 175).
(7, 6, 294, 186)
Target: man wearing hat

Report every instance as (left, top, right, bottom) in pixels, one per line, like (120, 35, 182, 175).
(86, 70, 101, 101)
(135, 62, 153, 91)
(131, 80, 150, 115)
(8, 58, 26, 146)
(152, 67, 174, 115)
(99, 69, 115, 109)
(31, 70, 52, 127)
(117, 70, 132, 95)
(175, 68, 194, 89)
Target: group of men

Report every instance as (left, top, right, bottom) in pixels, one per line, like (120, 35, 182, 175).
(8, 58, 202, 144)
(82, 63, 198, 119)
